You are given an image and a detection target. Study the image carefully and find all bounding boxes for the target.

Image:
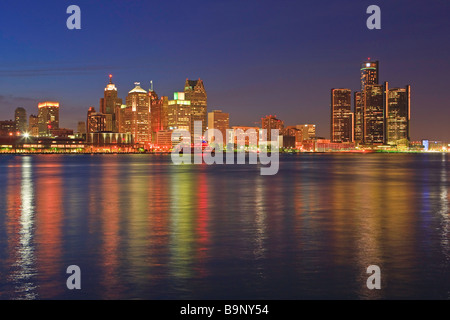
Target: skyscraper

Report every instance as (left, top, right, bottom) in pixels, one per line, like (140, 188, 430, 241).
(354, 91, 363, 143)
(100, 75, 122, 132)
(356, 59, 379, 145)
(363, 83, 385, 145)
(14, 107, 27, 134)
(125, 82, 151, 143)
(208, 110, 230, 146)
(184, 79, 207, 137)
(331, 89, 354, 143)
(148, 83, 168, 144)
(168, 92, 191, 132)
(386, 84, 411, 145)
(38, 102, 59, 137)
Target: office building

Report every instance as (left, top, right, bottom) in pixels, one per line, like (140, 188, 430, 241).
(331, 88, 354, 143)
(87, 107, 107, 133)
(386, 84, 411, 145)
(296, 124, 316, 140)
(125, 82, 151, 143)
(38, 102, 59, 136)
(262, 115, 284, 141)
(168, 92, 191, 133)
(184, 79, 207, 137)
(208, 110, 229, 145)
(29, 115, 39, 137)
(363, 83, 385, 145)
(15, 107, 27, 134)
(100, 75, 123, 132)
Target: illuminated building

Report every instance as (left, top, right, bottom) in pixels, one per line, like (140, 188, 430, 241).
(262, 115, 284, 141)
(156, 130, 173, 148)
(363, 84, 385, 145)
(168, 92, 191, 132)
(15, 107, 27, 134)
(50, 128, 74, 138)
(0, 120, 16, 136)
(37, 102, 59, 137)
(282, 126, 303, 149)
(296, 124, 316, 140)
(28, 115, 39, 137)
(356, 60, 379, 144)
(87, 107, 107, 133)
(208, 110, 229, 145)
(86, 132, 134, 152)
(386, 84, 411, 146)
(331, 88, 354, 143)
(360, 60, 379, 91)
(302, 139, 355, 152)
(148, 82, 169, 144)
(354, 91, 363, 143)
(116, 104, 127, 134)
(184, 79, 207, 137)
(0, 136, 85, 153)
(161, 96, 169, 131)
(100, 75, 123, 132)
(125, 82, 151, 144)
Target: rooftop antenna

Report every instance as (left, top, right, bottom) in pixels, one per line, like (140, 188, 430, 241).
(150, 80, 154, 92)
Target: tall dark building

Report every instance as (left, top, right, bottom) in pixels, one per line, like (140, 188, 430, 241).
(354, 91, 363, 143)
(385, 83, 411, 146)
(184, 79, 207, 138)
(331, 89, 354, 143)
(356, 60, 379, 145)
(38, 102, 59, 137)
(363, 83, 385, 145)
(14, 107, 27, 134)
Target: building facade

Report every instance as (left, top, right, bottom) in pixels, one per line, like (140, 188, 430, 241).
(15, 107, 27, 134)
(331, 88, 354, 143)
(100, 75, 123, 132)
(386, 84, 411, 146)
(262, 115, 284, 141)
(208, 110, 229, 146)
(124, 82, 151, 144)
(38, 102, 59, 137)
(363, 83, 385, 145)
(167, 92, 191, 133)
(184, 79, 207, 137)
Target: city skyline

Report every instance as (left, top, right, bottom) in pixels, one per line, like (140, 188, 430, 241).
(0, 1, 449, 141)
(0, 60, 442, 146)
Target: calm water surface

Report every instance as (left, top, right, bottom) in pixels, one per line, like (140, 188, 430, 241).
(0, 153, 448, 299)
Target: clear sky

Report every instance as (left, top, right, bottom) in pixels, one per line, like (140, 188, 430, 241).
(0, 0, 449, 140)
